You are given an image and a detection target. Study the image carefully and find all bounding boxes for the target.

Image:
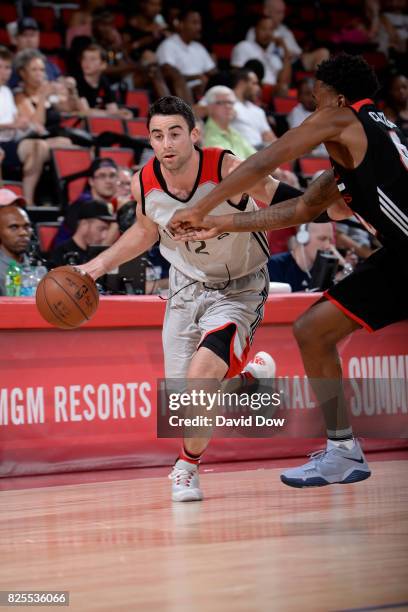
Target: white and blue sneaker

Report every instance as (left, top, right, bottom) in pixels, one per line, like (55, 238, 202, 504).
(169, 459, 203, 502)
(280, 439, 371, 488)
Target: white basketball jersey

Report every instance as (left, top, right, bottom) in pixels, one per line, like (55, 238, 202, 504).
(139, 147, 269, 282)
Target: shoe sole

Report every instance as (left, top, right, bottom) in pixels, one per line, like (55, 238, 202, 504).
(280, 470, 371, 489)
(172, 489, 203, 502)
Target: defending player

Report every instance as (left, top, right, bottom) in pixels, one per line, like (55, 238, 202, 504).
(170, 54, 408, 488)
(78, 96, 290, 502)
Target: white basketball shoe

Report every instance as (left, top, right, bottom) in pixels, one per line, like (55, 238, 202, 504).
(169, 459, 203, 502)
(243, 351, 276, 379)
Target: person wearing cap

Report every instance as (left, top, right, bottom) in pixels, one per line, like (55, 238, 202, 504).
(0, 188, 26, 208)
(49, 200, 116, 267)
(54, 157, 120, 247)
(8, 18, 61, 89)
(0, 203, 33, 295)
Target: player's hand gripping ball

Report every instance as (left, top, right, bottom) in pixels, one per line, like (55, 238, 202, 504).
(35, 266, 99, 329)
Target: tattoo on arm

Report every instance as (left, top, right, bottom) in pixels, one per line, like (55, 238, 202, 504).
(233, 198, 301, 231)
(303, 169, 337, 208)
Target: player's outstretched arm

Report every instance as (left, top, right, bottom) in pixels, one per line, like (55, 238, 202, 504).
(169, 109, 344, 231)
(178, 169, 341, 239)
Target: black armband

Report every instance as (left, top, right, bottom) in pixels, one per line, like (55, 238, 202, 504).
(313, 211, 331, 223)
(270, 182, 303, 205)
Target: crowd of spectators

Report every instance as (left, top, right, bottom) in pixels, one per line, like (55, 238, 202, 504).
(0, 0, 406, 295)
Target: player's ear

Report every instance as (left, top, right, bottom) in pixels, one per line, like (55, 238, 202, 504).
(190, 126, 201, 144)
(337, 95, 346, 107)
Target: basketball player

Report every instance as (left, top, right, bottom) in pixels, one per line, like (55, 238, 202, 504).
(78, 95, 292, 502)
(170, 54, 408, 488)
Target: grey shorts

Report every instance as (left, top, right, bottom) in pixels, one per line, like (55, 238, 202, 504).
(162, 265, 269, 378)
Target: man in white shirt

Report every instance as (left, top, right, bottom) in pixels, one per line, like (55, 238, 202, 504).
(287, 78, 328, 157)
(246, 0, 329, 72)
(231, 16, 291, 94)
(231, 69, 276, 148)
(156, 9, 216, 102)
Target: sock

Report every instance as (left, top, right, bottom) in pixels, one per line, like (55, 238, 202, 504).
(328, 438, 355, 450)
(179, 446, 202, 465)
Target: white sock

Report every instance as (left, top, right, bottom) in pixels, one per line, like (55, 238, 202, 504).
(328, 438, 355, 450)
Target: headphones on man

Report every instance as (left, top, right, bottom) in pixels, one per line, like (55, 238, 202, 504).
(296, 223, 310, 245)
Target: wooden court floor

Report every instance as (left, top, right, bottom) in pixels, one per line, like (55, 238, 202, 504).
(1, 456, 408, 612)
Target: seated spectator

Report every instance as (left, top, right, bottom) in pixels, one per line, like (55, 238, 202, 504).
(203, 86, 256, 159)
(116, 166, 133, 209)
(0, 203, 32, 294)
(287, 78, 328, 157)
(65, 0, 105, 48)
(232, 16, 291, 94)
(156, 9, 216, 103)
(246, 0, 329, 73)
(76, 44, 132, 119)
(268, 222, 335, 292)
(0, 47, 49, 205)
(91, 9, 169, 99)
(383, 74, 408, 137)
(377, 0, 407, 69)
(8, 18, 61, 89)
(231, 69, 277, 148)
(123, 0, 170, 60)
(55, 158, 119, 246)
(50, 200, 116, 267)
(14, 49, 86, 149)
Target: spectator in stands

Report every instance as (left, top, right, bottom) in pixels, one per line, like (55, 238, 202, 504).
(116, 167, 133, 209)
(123, 0, 170, 60)
(287, 78, 328, 157)
(0, 203, 32, 294)
(0, 46, 49, 205)
(377, 0, 407, 69)
(55, 158, 119, 246)
(65, 0, 105, 48)
(383, 74, 408, 136)
(14, 49, 85, 149)
(8, 18, 61, 89)
(246, 0, 329, 73)
(0, 188, 26, 208)
(50, 200, 116, 267)
(91, 9, 169, 100)
(231, 69, 277, 148)
(156, 9, 217, 103)
(76, 44, 132, 119)
(232, 16, 291, 94)
(268, 222, 335, 291)
(203, 86, 256, 159)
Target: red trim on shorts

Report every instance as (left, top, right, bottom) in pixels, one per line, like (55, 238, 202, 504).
(198, 322, 250, 379)
(324, 291, 374, 333)
(350, 98, 374, 112)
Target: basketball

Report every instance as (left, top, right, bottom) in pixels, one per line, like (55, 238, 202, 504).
(35, 265, 99, 329)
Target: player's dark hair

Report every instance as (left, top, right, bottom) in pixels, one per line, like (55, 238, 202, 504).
(315, 53, 379, 103)
(147, 96, 195, 132)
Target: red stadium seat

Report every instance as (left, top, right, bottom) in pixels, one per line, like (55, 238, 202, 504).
(100, 147, 134, 168)
(273, 97, 298, 114)
(87, 117, 125, 136)
(40, 32, 63, 51)
(52, 148, 92, 204)
(126, 119, 149, 139)
(209, 1, 235, 20)
(36, 222, 60, 253)
(299, 157, 332, 177)
(59, 116, 85, 130)
(31, 7, 56, 31)
(1, 5, 17, 23)
(125, 90, 150, 117)
(0, 29, 10, 46)
(212, 44, 233, 61)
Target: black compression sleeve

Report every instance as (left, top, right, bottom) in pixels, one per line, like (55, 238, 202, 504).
(270, 182, 303, 205)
